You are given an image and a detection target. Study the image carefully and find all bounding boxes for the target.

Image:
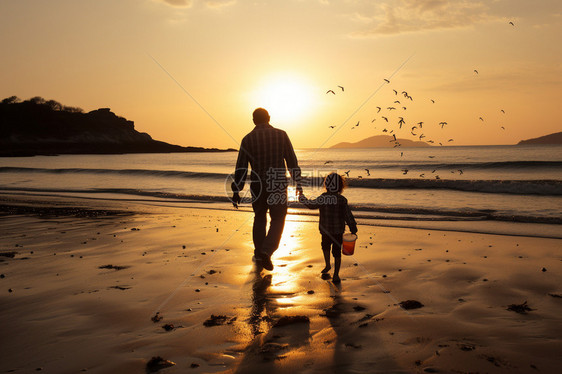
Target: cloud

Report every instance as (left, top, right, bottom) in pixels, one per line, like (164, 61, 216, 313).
(156, 0, 236, 9)
(204, 0, 236, 8)
(159, 0, 193, 7)
(351, 0, 500, 36)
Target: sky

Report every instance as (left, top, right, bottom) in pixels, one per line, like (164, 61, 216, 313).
(1, 0, 561, 149)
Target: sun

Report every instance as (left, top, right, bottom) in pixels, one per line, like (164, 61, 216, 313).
(251, 73, 317, 125)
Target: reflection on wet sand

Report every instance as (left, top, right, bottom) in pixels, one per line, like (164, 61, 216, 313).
(323, 283, 358, 374)
(235, 264, 312, 373)
(248, 269, 273, 337)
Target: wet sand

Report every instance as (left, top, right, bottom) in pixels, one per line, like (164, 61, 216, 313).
(0, 194, 561, 373)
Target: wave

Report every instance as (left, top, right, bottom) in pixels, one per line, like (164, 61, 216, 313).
(1, 166, 561, 195)
(369, 160, 562, 170)
(0, 167, 226, 179)
(1, 186, 560, 225)
(345, 178, 562, 196)
(301, 160, 562, 170)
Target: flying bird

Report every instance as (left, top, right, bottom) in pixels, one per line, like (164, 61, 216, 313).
(398, 117, 405, 128)
(394, 100, 401, 104)
(435, 175, 441, 180)
(387, 107, 396, 110)
(338, 85, 344, 91)
(479, 117, 484, 121)
(365, 169, 370, 176)
(430, 99, 435, 104)
(474, 69, 479, 74)
(419, 134, 426, 140)
(376, 107, 382, 113)
(448, 138, 454, 142)
(501, 109, 505, 114)
(324, 161, 333, 164)
(509, 21, 515, 26)
(326, 90, 335, 95)
(402, 169, 409, 175)
(428, 156, 435, 158)
(393, 89, 398, 95)
(355, 121, 360, 127)
(400, 152, 404, 157)
(419, 174, 425, 178)
(358, 175, 363, 179)
(329, 125, 336, 128)
(458, 170, 464, 175)
(402, 107, 407, 110)
(427, 140, 434, 144)
(384, 79, 390, 84)
(501, 126, 505, 130)
(439, 121, 447, 128)
(382, 116, 388, 122)
(392, 134, 397, 141)
(382, 128, 388, 132)
(402, 91, 408, 96)
(417, 121, 424, 128)
(344, 170, 350, 177)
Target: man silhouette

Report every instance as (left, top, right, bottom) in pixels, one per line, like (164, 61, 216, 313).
(231, 108, 302, 271)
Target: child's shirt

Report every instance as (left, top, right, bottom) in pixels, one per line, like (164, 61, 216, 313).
(303, 192, 357, 235)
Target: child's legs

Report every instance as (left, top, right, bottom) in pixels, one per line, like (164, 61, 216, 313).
(320, 234, 332, 271)
(331, 233, 343, 277)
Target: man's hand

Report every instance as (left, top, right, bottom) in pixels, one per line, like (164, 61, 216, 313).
(232, 192, 241, 209)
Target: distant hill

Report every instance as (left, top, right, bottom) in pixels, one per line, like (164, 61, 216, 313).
(517, 132, 562, 145)
(0, 96, 235, 156)
(331, 135, 430, 149)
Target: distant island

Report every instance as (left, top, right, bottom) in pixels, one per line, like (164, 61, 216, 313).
(0, 96, 236, 156)
(518, 132, 562, 145)
(331, 135, 429, 149)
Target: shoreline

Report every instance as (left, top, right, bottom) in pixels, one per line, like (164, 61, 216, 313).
(2, 191, 561, 240)
(1, 194, 561, 373)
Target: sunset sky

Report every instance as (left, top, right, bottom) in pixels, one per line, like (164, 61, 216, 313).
(1, 0, 561, 149)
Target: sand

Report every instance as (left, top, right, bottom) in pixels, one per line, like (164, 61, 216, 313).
(0, 193, 561, 373)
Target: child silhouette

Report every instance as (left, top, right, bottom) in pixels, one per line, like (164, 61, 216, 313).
(301, 173, 357, 283)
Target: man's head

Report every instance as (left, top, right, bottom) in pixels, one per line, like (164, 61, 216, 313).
(252, 108, 270, 125)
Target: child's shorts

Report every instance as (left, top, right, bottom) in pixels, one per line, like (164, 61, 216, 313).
(321, 233, 343, 258)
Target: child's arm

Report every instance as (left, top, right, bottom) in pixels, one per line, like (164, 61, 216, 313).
(344, 203, 358, 234)
(299, 194, 320, 210)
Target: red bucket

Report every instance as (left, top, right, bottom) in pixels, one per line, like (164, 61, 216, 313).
(342, 233, 357, 256)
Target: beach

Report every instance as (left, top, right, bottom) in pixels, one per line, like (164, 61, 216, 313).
(1, 193, 561, 373)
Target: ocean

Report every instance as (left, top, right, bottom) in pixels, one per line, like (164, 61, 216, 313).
(1, 145, 561, 238)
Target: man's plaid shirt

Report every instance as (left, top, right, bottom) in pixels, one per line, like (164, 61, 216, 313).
(304, 192, 357, 235)
(232, 123, 301, 193)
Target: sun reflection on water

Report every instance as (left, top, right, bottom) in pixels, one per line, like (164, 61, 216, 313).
(287, 186, 298, 203)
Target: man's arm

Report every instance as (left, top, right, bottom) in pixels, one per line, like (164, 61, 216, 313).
(283, 132, 302, 195)
(231, 139, 249, 207)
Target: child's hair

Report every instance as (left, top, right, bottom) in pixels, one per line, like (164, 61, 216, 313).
(324, 172, 346, 193)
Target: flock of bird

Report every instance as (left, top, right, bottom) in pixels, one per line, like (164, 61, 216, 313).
(322, 21, 516, 180)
